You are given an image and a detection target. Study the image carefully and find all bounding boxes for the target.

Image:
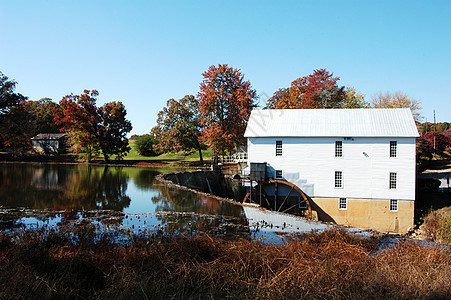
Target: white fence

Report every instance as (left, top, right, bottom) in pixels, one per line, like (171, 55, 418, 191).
(219, 153, 248, 164)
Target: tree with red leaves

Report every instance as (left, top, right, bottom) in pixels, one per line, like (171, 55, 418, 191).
(54, 90, 132, 162)
(416, 136, 434, 160)
(266, 69, 346, 109)
(198, 64, 257, 154)
(422, 131, 451, 155)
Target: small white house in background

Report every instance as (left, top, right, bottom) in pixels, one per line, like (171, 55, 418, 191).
(243, 108, 419, 233)
(31, 133, 67, 154)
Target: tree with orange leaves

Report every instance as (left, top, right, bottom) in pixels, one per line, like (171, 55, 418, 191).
(54, 90, 132, 162)
(371, 91, 422, 122)
(266, 69, 346, 109)
(198, 64, 257, 154)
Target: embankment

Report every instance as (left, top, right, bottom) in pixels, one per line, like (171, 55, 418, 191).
(157, 170, 246, 203)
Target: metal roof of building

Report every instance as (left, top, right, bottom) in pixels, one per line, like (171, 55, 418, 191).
(244, 108, 420, 138)
(31, 133, 67, 140)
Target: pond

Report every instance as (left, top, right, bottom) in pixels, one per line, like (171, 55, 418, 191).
(0, 163, 333, 242)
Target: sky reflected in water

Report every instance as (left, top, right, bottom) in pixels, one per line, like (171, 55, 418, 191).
(0, 163, 342, 242)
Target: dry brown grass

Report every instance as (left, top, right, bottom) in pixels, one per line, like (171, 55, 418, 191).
(421, 207, 451, 245)
(0, 228, 449, 299)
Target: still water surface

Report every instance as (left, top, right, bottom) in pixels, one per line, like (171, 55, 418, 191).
(0, 163, 331, 241)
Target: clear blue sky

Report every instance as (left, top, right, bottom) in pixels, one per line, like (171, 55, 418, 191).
(1, 0, 450, 135)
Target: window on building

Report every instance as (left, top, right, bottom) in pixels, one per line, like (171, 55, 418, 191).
(276, 140, 282, 156)
(390, 199, 398, 211)
(339, 198, 347, 210)
(390, 141, 397, 158)
(335, 141, 342, 157)
(389, 172, 397, 189)
(335, 171, 343, 188)
(275, 170, 283, 179)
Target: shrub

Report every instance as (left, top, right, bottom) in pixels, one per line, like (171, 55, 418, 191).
(422, 208, 451, 245)
(133, 134, 159, 156)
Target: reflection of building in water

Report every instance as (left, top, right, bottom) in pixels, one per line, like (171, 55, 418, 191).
(243, 205, 330, 233)
(243, 108, 419, 234)
(31, 167, 65, 191)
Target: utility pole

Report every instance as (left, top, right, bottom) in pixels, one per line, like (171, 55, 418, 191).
(433, 109, 436, 152)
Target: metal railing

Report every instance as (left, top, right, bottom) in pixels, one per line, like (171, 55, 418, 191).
(219, 153, 248, 164)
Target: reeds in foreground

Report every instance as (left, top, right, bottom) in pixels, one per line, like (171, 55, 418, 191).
(0, 227, 449, 299)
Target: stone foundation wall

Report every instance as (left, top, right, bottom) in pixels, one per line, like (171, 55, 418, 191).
(312, 197, 414, 233)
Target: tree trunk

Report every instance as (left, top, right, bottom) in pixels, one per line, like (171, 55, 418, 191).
(198, 147, 203, 164)
(103, 151, 109, 163)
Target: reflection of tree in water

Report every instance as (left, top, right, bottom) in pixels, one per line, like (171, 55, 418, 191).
(0, 164, 131, 212)
(152, 184, 245, 217)
(154, 212, 249, 238)
(132, 169, 160, 191)
(0, 163, 62, 208)
(150, 184, 247, 236)
(58, 165, 131, 211)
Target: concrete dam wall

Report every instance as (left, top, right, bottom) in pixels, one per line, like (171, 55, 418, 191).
(162, 171, 246, 201)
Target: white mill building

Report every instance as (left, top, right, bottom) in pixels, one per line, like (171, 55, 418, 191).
(243, 108, 419, 233)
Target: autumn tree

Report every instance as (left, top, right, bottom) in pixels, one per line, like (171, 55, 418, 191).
(437, 122, 450, 132)
(54, 90, 132, 162)
(416, 136, 433, 160)
(342, 87, 370, 108)
(22, 98, 62, 133)
(152, 95, 206, 162)
(198, 64, 257, 154)
(422, 132, 451, 155)
(371, 92, 422, 122)
(266, 69, 346, 109)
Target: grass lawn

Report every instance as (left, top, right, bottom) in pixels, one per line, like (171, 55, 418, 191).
(121, 139, 214, 167)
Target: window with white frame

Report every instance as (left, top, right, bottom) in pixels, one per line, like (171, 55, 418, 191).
(389, 199, 398, 211)
(276, 140, 282, 156)
(390, 141, 397, 158)
(335, 171, 343, 188)
(335, 141, 342, 157)
(339, 198, 347, 210)
(389, 172, 397, 189)
(275, 170, 283, 179)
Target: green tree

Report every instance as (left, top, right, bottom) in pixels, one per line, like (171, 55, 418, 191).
(134, 134, 159, 156)
(153, 95, 206, 162)
(54, 90, 132, 162)
(0, 72, 27, 116)
(0, 72, 28, 150)
(437, 122, 450, 132)
(0, 104, 35, 154)
(198, 64, 257, 154)
(22, 98, 62, 133)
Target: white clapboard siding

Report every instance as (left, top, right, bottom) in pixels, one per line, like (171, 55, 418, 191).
(247, 137, 416, 201)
